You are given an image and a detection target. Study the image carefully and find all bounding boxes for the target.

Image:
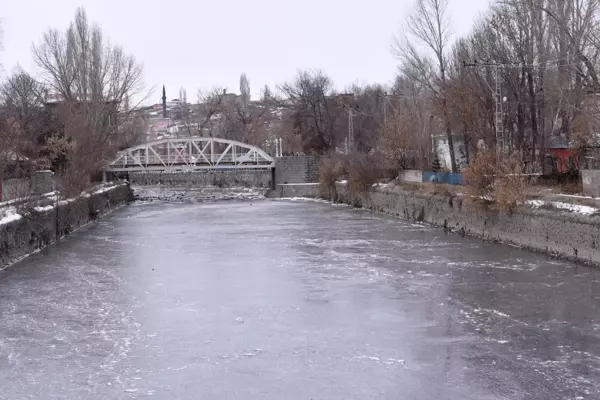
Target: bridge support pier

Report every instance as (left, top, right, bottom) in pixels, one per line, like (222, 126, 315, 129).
(127, 169, 273, 189)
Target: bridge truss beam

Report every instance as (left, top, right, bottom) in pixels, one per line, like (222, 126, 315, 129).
(106, 137, 275, 172)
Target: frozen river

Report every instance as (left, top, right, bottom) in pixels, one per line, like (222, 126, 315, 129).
(0, 197, 599, 399)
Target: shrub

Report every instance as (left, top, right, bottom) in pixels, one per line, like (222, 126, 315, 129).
(346, 153, 379, 196)
(463, 149, 528, 213)
(462, 149, 497, 201)
(318, 155, 346, 196)
(379, 111, 411, 171)
(492, 153, 527, 214)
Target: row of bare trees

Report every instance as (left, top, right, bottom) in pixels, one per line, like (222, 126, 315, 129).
(225, 0, 600, 175)
(5, 0, 598, 187)
(392, 0, 600, 173)
(0, 7, 145, 196)
(183, 71, 403, 161)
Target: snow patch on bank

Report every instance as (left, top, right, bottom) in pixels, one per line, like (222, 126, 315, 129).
(81, 183, 123, 198)
(527, 199, 598, 215)
(34, 205, 54, 212)
(0, 208, 22, 225)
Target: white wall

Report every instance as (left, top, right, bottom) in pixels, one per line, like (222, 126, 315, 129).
(434, 136, 466, 170)
(398, 170, 422, 183)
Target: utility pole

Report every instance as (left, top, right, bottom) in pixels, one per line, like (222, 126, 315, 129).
(383, 91, 388, 126)
(343, 103, 359, 153)
(493, 64, 505, 154)
(348, 108, 354, 151)
(377, 92, 390, 126)
(463, 61, 505, 154)
(463, 58, 563, 157)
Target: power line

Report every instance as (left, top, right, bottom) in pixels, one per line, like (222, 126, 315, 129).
(463, 57, 575, 69)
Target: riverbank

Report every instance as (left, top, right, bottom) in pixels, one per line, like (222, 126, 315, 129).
(268, 182, 600, 266)
(0, 184, 132, 269)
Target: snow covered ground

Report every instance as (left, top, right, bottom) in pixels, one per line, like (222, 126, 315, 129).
(527, 199, 598, 215)
(132, 186, 268, 203)
(0, 207, 22, 226)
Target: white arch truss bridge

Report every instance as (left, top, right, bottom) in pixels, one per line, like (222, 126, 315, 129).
(106, 137, 275, 172)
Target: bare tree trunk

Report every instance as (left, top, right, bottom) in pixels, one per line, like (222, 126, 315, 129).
(463, 127, 470, 164)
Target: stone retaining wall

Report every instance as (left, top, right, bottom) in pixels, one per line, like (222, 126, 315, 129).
(129, 170, 272, 188)
(268, 183, 320, 198)
(2, 171, 56, 202)
(274, 156, 321, 185)
(0, 184, 132, 269)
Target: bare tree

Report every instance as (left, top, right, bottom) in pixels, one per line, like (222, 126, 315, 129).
(32, 7, 144, 194)
(262, 85, 273, 103)
(218, 74, 272, 146)
(240, 74, 251, 106)
(178, 87, 194, 135)
(195, 87, 226, 136)
(278, 70, 338, 154)
(428, 0, 600, 173)
(394, 0, 457, 171)
(389, 75, 436, 168)
(379, 108, 414, 171)
(345, 84, 386, 153)
(0, 21, 3, 73)
(0, 118, 30, 181)
(0, 68, 50, 154)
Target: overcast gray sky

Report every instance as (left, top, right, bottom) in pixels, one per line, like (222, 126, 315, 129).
(1, 0, 490, 104)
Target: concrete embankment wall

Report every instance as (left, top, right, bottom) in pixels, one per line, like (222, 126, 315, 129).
(274, 156, 321, 185)
(128, 170, 272, 188)
(269, 183, 320, 198)
(0, 184, 132, 269)
(269, 183, 600, 266)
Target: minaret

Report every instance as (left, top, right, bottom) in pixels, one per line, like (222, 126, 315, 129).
(162, 85, 167, 118)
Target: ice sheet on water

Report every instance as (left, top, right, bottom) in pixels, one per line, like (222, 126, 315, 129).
(132, 185, 267, 203)
(275, 197, 329, 203)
